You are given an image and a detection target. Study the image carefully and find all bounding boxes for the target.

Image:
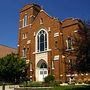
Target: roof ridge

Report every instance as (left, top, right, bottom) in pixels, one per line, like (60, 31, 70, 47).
(0, 44, 17, 49)
(30, 9, 61, 27)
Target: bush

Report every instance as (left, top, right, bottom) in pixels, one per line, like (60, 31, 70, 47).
(44, 75, 55, 83)
(20, 75, 60, 87)
(21, 81, 43, 87)
(43, 81, 59, 87)
(20, 80, 60, 87)
(51, 81, 60, 86)
(59, 80, 63, 84)
(84, 80, 90, 84)
(77, 79, 83, 84)
(43, 75, 60, 87)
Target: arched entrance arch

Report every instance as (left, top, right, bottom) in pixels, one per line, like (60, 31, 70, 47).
(37, 59, 48, 81)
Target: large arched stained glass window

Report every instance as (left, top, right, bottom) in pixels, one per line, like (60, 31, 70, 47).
(37, 30, 47, 52)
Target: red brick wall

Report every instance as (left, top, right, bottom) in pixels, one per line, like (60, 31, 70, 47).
(18, 4, 89, 82)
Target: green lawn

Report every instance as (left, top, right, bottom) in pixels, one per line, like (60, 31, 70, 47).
(17, 84, 90, 90)
(44, 85, 90, 90)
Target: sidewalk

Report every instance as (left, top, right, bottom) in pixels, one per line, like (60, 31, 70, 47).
(0, 85, 19, 90)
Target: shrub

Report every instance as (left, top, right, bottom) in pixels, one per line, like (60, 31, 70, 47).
(22, 81, 43, 87)
(43, 75, 60, 87)
(77, 79, 83, 84)
(43, 81, 59, 87)
(44, 75, 55, 83)
(59, 80, 63, 84)
(84, 80, 90, 84)
(51, 81, 60, 86)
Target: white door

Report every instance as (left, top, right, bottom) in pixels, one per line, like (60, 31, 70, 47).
(39, 68, 48, 81)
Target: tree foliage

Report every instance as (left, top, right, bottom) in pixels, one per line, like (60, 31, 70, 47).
(76, 21, 90, 73)
(0, 53, 27, 84)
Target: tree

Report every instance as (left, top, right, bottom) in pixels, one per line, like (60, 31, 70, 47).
(0, 53, 27, 84)
(75, 21, 90, 73)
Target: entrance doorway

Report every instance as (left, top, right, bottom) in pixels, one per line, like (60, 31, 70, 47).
(39, 63, 48, 81)
(37, 60, 48, 81)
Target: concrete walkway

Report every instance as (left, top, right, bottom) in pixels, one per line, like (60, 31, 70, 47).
(0, 85, 19, 90)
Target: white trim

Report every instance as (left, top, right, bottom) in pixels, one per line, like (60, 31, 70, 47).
(26, 59, 29, 64)
(66, 74, 71, 77)
(19, 28, 21, 30)
(17, 44, 19, 47)
(30, 76, 32, 78)
(86, 73, 88, 76)
(29, 24, 32, 28)
(74, 74, 78, 76)
(30, 63, 33, 71)
(33, 49, 51, 54)
(52, 68, 54, 70)
(74, 30, 78, 33)
(27, 40, 31, 44)
(48, 27, 51, 31)
(22, 33, 27, 39)
(54, 32, 59, 37)
(40, 9, 44, 12)
(54, 55, 59, 60)
(40, 18, 43, 24)
(23, 15, 28, 27)
(19, 19, 23, 22)
(60, 75, 63, 77)
(35, 28, 49, 53)
(66, 74, 78, 77)
(35, 52, 48, 81)
(66, 37, 74, 50)
(34, 32, 36, 36)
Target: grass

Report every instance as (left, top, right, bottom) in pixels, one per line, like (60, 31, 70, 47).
(39, 85, 90, 90)
(19, 85, 90, 90)
(19, 81, 90, 90)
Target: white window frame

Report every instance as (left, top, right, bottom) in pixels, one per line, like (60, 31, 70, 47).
(22, 33, 27, 39)
(23, 15, 28, 27)
(40, 18, 43, 24)
(66, 36, 73, 50)
(30, 63, 33, 71)
(22, 48, 27, 57)
(36, 29, 48, 53)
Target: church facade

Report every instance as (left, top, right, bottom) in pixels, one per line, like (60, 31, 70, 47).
(18, 3, 89, 83)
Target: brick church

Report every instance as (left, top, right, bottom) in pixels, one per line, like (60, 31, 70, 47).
(18, 3, 90, 83)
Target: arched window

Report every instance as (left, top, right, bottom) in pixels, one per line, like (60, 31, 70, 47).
(22, 48, 27, 57)
(66, 36, 73, 50)
(40, 63, 47, 68)
(37, 30, 47, 52)
(40, 18, 43, 24)
(30, 63, 32, 71)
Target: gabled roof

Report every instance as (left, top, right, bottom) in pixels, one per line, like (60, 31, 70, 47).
(31, 9, 62, 27)
(62, 18, 83, 28)
(0, 44, 17, 58)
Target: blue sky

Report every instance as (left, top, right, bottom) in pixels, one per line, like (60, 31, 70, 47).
(0, 0, 90, 48)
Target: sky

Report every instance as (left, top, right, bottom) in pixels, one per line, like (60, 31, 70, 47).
(0, 0, 90, 48)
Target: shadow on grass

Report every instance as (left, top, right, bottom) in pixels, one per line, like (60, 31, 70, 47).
(50, 85, 90, 90)
(66, 85, 90, 90)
